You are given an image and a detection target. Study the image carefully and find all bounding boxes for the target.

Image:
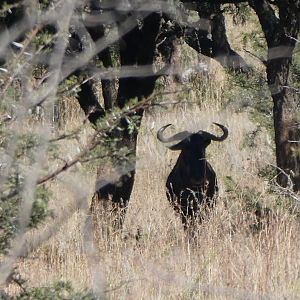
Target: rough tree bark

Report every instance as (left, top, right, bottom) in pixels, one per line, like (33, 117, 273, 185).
(249, 0, 300, 190)
(183, 1, 250, 72)
(79, 10, 162, 228)
(85, 2, 117, 111)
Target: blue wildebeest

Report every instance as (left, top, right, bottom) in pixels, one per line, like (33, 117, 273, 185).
(157, 123, 228, 229)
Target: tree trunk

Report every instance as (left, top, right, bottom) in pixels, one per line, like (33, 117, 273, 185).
(182, 1, 250, 72)
(210, 8, 249, 72)
(85, 10, 117, 111)
(249, 0, 300, 190)
(75, 76, 105, 124)
(91, 12, 162, 228)
(270, 61, 300, 189)
(98, 46, 117, 110)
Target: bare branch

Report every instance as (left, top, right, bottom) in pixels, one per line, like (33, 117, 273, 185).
(282, 85, 300, 94)
(269, 164, 300, 203)
(37, 134, 99, 185)
(243, 48, 267, 65)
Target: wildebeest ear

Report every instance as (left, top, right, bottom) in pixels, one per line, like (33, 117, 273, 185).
(167, 139, 187, 150)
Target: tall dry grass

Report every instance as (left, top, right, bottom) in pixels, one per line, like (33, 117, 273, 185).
(10, 57, 300, 300)
(1, 3, 299, 299)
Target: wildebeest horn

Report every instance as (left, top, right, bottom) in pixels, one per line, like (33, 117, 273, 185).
(200, 123, 228, 141)
(157, 124, 191, 143)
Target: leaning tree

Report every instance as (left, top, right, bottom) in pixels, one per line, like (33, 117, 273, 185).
(248, 0, 300, 190)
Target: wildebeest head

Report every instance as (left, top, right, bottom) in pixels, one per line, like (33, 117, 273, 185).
(157, 122, 228, 153)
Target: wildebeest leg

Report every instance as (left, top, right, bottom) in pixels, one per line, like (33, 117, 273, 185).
(166, 187, 189, 230)
(206, 176, 218, 209)
(179, 212, 188, 230)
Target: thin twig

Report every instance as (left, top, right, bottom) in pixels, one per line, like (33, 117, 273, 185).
(37, 135, 99, 185)
(243, 48, 266, 65)
(282, 85, 300, 93)
(269, 164, 300, 203)
(103, 278, 146, 294)
(286, 34, 299, 43)
(0, 25, 42, 98)
(0, 3, 22, 14)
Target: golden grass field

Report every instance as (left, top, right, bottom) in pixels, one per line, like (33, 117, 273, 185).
(3, 15, 300, 299)
(5, 54, 299, 300)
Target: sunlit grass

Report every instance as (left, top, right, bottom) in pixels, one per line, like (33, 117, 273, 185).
(12, 66, 300, 299)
